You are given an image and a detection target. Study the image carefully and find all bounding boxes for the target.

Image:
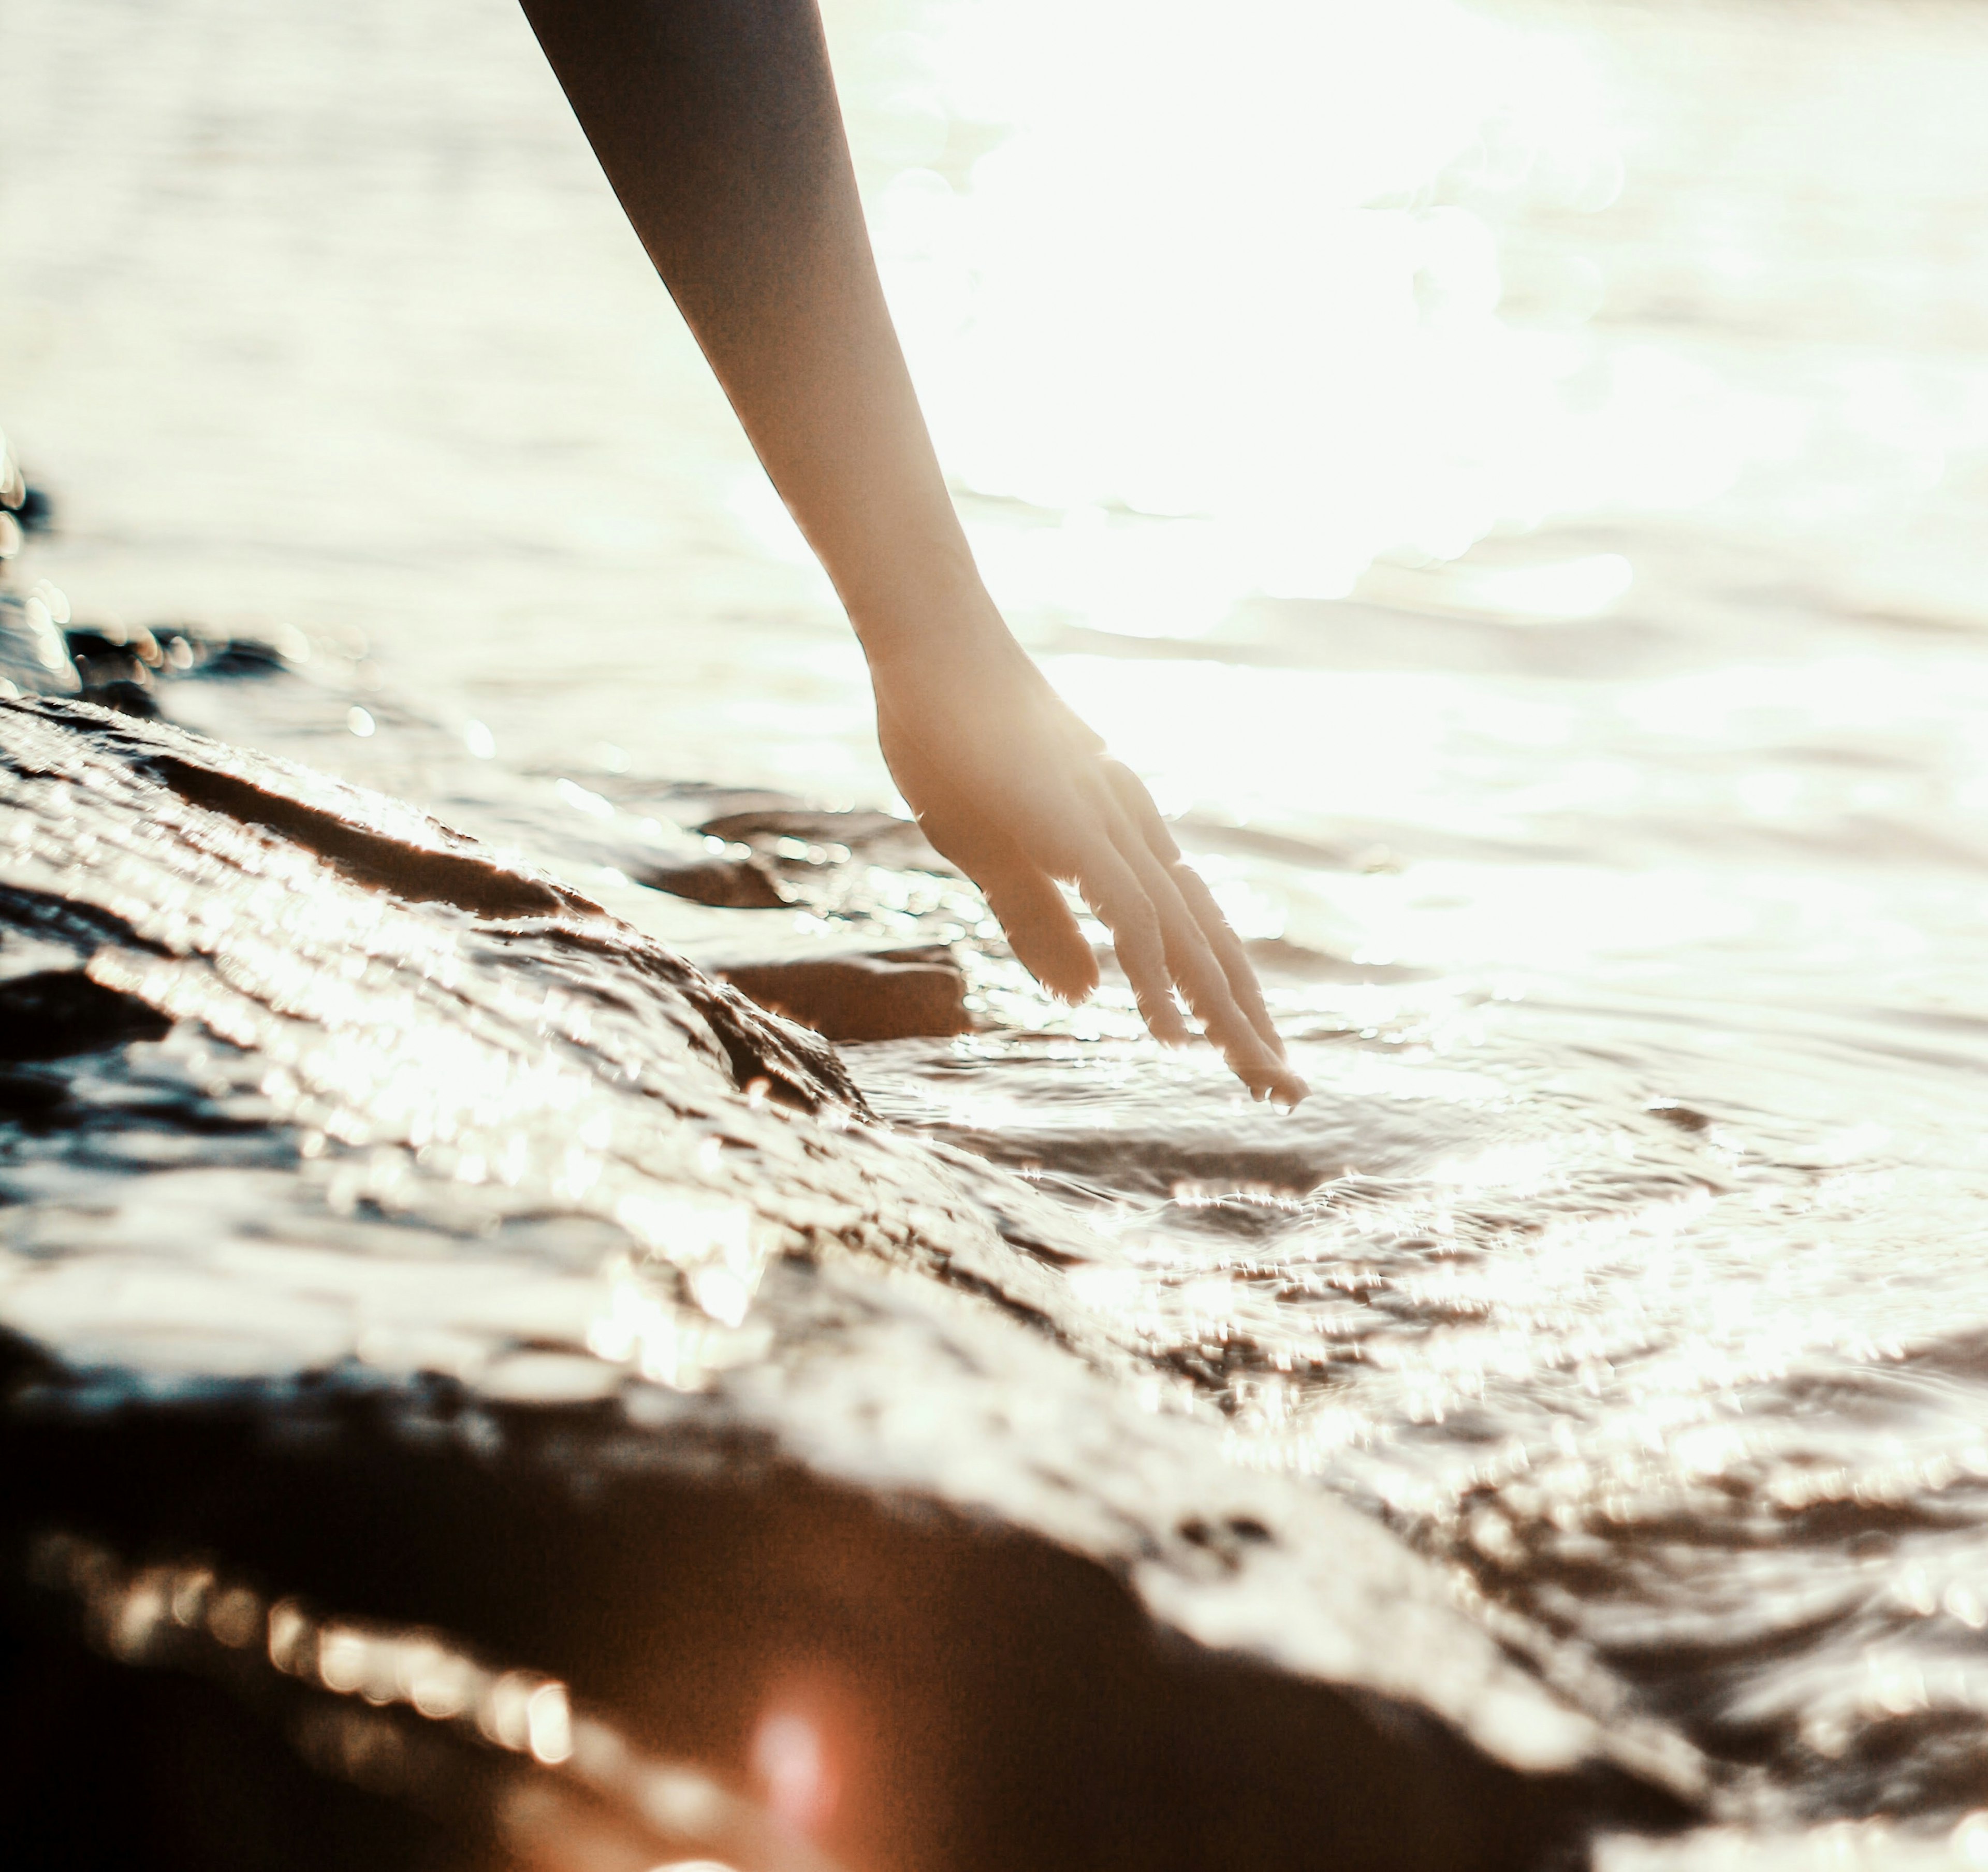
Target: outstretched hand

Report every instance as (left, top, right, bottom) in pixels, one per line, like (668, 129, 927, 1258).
(516, 1, 1304, 1102)
(869, 630, 1308, 1106)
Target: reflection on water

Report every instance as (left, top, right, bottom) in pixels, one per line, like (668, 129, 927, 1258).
(11, 0, 1988, 1856)
(851, 0, 1631, 611)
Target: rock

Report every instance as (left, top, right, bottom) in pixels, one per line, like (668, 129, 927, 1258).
(78, 677, 160, 718)
(177, 633, 290, 679)
(14, 485, 53, 533)
(0, 968, 171, 1060)
(0, 610, 298, 707)
(714, 945, 974, 1042)
(527, 778, 793, 909)
(1, 1344, 1698, 1872)
(0, 697, 1704, 1872)
(698, 806, 952, 874)
(620, 847, 788, 908)
(153, 753, 592, 923)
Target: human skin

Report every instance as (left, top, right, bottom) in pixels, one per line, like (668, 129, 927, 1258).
(517, 0, 1307, 1104)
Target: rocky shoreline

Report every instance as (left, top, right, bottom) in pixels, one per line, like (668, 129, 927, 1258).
(0, 680, 1705, 1870)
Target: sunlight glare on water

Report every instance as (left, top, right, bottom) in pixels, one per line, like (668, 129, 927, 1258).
(15, 0, 1988, 1848)
(839, 0, 1806, 639)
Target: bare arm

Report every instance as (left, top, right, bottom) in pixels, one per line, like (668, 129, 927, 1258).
(518, 0, 1305, 1103)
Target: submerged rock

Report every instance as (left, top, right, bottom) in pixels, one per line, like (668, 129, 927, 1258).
(0, 698, 1702, 1871)
(697, 803, 953, 876)
(624, 846, 789, 907)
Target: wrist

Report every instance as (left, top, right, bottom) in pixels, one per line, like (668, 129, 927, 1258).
(846, 564, 1017, 672)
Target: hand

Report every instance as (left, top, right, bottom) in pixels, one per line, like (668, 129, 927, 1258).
(868, 628, 1308, 1106)
(518, 0, 1302, 1099)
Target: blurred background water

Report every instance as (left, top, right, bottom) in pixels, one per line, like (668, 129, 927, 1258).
(11, 0, 1988, 1841)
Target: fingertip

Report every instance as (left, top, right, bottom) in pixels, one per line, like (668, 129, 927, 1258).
(1225, 1050, 1309, 1107)
(1030, 948, 1099, 1006)
(989, 878, 1100, 1007)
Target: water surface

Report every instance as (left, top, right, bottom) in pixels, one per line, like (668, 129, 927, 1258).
(9, 0, 1988, 1851)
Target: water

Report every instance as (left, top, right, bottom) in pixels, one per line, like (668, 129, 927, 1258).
(10, 0, 1988, 1858)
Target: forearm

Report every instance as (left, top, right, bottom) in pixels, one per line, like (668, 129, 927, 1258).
(517, 0, 993, 656)
(521, 0, 1301, 1099)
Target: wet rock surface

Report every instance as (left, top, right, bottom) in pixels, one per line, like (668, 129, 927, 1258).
(0, 1342, 1690, 1872)
(714, 946, 975, 1042)
(0, 695, 1701, 1870)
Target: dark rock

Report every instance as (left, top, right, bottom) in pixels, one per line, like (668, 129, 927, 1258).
(15, 483, 53, 533)
(0, 696, 1706, 1872)
(78, 677, 160, 718)
(715, 945, 974, 1042)
(186, 636, 293, 680)
(699, 806, 952, 874)
(58, 633, 162, 717)
(624, 849, 788, 908)
(152, 754, 590, 922)
(0, 969, 171, 1060)
(2, 699, 861, 1111)
(62, 630, 141, 665)
(0, 1365, 1697, 1872)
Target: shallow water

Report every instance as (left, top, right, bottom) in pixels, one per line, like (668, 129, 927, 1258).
(10, 0, 1988, 1854)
